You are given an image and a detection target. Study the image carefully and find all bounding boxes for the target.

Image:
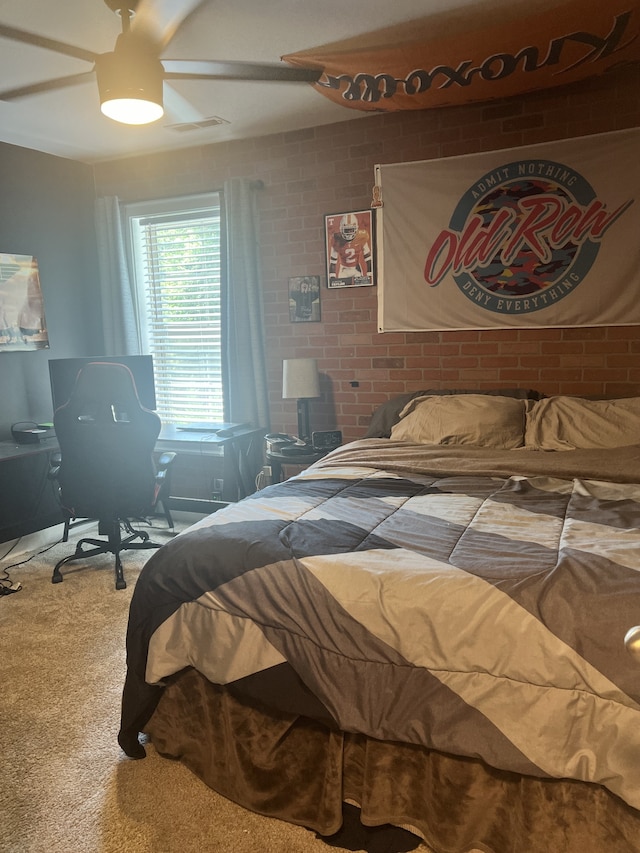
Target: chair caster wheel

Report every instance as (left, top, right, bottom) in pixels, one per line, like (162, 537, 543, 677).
(52, 572, 63, 584)
(116, 578, 127, 590)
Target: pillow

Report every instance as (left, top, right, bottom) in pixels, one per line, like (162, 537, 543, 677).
(390, 393, 527, 449)
(525, 396, 640, 450)
(364, 387, 541, 438)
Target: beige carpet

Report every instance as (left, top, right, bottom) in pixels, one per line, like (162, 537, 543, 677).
(0, 517, 439, 853)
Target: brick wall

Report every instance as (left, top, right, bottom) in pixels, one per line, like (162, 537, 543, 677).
(93, 63, 640, 444)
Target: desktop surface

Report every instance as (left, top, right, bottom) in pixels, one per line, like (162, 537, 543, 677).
(176, 421, 249, 434)
(160, 424, 262, 445)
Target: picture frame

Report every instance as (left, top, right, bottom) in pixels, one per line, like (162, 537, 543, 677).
(324, 209, 375, 288)
(0, 253, 49, 352)
(288, 275, 321, 322)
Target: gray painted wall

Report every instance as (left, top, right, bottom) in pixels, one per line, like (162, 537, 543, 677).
(0, 142, 102, 440)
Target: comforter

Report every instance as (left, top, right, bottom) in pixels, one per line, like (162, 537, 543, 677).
(120, 440, 640, 810)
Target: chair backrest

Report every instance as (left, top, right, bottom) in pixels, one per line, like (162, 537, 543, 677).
(54, 361, 161, 520)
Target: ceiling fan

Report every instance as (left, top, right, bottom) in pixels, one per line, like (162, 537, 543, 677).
(0, 0, 322, 125)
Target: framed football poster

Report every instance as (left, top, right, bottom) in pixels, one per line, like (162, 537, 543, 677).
(324, 209, 375, 288)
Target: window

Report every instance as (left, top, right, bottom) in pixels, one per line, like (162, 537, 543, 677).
(127, 194, 223, 425)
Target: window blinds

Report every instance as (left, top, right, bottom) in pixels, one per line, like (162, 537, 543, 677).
(129, 195, 223, 425)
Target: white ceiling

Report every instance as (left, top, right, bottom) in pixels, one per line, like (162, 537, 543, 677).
(0, 0, 498, 164)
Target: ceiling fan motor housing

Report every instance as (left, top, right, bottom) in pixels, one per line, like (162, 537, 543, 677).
(0, 0, 321, 123)
(95, 45, 163, 108)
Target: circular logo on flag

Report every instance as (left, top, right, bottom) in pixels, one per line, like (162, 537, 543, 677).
(447, 159, 599, 314)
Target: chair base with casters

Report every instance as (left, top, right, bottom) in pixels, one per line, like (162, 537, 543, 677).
(51, 518, 162, 590)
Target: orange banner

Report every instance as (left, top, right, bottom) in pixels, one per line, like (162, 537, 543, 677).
(284, 0, 640, 112)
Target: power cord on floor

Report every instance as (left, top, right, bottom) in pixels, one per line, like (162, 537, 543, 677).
(0, 539, 21, 595)
(0, 516, 175, 597)
(0, 535, 65, 596)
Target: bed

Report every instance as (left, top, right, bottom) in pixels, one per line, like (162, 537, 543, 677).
(119, 390, 640, 853)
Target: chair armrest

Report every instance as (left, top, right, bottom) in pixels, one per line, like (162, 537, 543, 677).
(48, 450, 62, 480)
(157, 451, 177, 470)
(152, 451, 177, 506)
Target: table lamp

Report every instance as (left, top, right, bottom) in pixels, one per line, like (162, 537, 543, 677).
(282, 358, 320, 445)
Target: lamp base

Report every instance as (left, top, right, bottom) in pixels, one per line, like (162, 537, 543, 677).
(297, 398, 311, 445)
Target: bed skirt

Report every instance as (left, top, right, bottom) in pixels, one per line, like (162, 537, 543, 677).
(144, 667, 640, 853)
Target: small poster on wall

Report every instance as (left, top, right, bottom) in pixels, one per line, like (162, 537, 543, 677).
(0, 253, 49, 351)
(324, 209, 375, 288)
(288, 275, 321, 322)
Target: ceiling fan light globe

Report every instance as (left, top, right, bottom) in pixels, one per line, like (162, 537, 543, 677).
(96, 47, 164, 125)
(101, 97, 163, 124)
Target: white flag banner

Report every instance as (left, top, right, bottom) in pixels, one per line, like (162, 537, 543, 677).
(376, 129, 640, 332)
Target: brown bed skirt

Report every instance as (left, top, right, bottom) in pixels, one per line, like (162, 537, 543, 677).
(144, 667, 640, 853)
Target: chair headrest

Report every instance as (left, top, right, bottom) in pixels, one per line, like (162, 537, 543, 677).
(69, 361, 143, 410)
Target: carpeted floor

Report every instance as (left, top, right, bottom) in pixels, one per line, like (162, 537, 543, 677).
(0, 517, 434, 853)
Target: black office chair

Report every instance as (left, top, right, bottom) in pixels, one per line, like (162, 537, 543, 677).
(51, 361, 171, 590)
(49, 449, 176, 540)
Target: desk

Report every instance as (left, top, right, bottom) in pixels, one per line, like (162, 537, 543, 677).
(0, 426, 266, 544)
(0, 438, 63, 542)
(157, 425, 266, 511)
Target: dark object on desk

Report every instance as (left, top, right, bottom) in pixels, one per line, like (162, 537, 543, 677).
(264, 433, 296, 454)
(51, 362, 167, 590)
(312, 430, 342, 451)
(11, 421, 50, 444)
(280, 443, 316, 457)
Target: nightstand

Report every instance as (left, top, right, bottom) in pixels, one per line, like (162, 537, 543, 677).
(266, 447, 329, 483)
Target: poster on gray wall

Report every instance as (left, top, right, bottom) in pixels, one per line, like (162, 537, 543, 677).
(0, 253, 49, 351)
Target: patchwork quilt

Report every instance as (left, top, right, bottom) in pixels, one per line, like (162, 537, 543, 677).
(120, 440, 640, 810)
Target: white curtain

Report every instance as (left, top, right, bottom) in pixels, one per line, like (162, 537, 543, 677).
(94, 196, 140, 355)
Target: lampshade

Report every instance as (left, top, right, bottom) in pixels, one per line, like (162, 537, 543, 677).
(96, 46, 164, 125)
(282, 358, 320, 400)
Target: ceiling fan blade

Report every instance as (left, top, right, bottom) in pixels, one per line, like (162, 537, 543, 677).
(163, 59, 322, 83)
(132, 0, 208, 51)
(0, 23, 98, 64)
(162, 82, 204, 123)
(0, 72, 95, 102)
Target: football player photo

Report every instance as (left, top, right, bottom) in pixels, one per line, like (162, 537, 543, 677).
(288, 275, 321, 322)
(324, 210, 375, 288)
